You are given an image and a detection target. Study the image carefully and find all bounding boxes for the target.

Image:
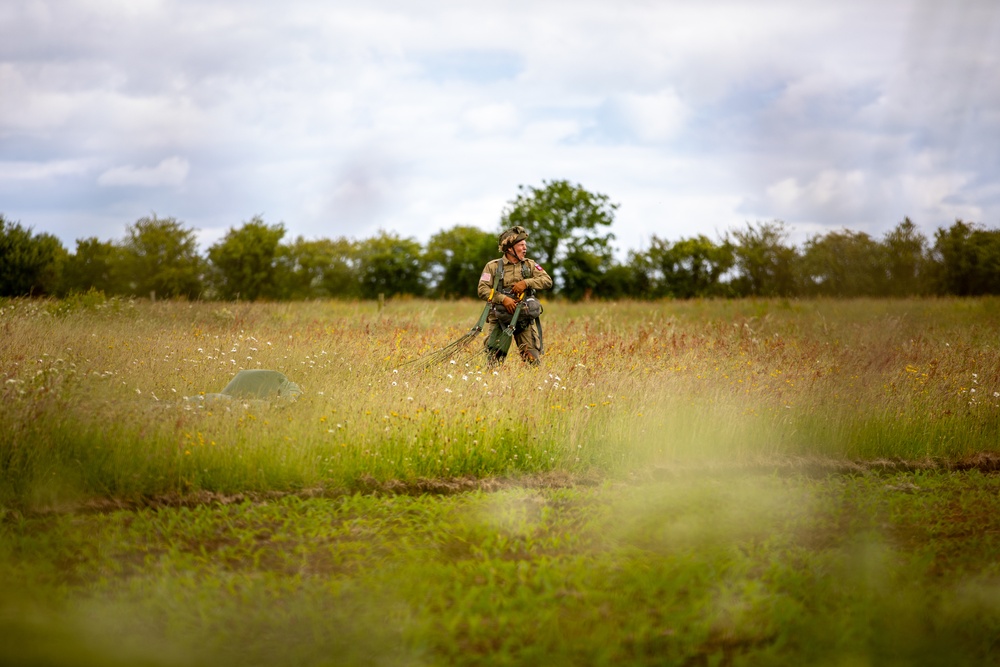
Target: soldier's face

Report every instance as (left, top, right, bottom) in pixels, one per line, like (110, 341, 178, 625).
(512, 240, 527, 259)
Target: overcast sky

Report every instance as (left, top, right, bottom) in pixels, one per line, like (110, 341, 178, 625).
(2, 0, 998, 256)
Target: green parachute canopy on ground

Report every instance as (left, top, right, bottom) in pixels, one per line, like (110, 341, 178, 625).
(190, 369, 302, 404)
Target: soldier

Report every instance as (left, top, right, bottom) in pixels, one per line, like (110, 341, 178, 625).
(478, 225, 553, 365)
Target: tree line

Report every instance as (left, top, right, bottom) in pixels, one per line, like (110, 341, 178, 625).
(3, 180, 1000, 301)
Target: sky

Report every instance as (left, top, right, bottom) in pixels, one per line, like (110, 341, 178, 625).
(2, 0, 999, 257)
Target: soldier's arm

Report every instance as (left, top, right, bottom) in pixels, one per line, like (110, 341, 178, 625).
(478, 262, 506, 304)
(526, 261, 553, 291)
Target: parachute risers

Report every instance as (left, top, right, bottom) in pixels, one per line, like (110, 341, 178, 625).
(403, 267, 531, 369)
(404, 264, 502, 369)
(402, 302, 492, 369)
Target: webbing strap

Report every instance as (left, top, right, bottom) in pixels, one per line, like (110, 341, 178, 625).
(487, 262, 504, 302)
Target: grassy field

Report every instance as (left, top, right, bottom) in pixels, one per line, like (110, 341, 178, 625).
(2, 296, 1000, 665)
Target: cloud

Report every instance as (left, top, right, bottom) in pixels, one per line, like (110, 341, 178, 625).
(754, 166, 983, 235)
(97, 157, 190, 187)
(461, 103, 519, 136)
(0, 158, 95, 181)
(2, 0, 999, 253)
(764, 170, 873, 220)
(614, 90, 689, 143)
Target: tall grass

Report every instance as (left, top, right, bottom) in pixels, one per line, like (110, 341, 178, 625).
(2, 296, 999, 509)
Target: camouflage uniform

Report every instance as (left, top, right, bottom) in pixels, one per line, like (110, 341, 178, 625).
(477, 254, 552, 363)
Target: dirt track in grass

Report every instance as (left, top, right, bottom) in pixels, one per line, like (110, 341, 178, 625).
(12, 451, 1000, 520)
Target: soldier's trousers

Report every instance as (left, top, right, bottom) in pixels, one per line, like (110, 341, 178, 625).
(484, 321, 541, 365)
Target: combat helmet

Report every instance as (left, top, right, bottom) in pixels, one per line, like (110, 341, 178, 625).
(498, 225, 528, 253)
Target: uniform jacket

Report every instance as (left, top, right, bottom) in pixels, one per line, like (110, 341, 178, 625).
(477, 256, 553, 307)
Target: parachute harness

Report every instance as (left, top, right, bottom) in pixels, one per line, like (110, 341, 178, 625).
(403, 253, 541, 369)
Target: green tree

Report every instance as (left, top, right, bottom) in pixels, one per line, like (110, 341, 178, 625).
(644, 235, 734, 299)
(423, 225, 496, 299)
(596, 262, 641, 300)
(355, 231, 424, 299)
(62, 237, 121, 296)
(623, 249, 655, 299)
(929, 220, 1000, 296)
(728, 221, 798, 297)
(560, 236, 651, 301)
(882, 218, 929, 296)
(801, 229, 885, 297)
(0, 215, 67, 297)
(499, 179, 618, 290)
(560, 243, 614, 301)
(276, 236, 359, 300)
(119, 215, 204, 299)
(207, 217, 286, 301)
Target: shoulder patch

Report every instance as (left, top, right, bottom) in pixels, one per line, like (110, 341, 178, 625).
(479, 271, 491, 282)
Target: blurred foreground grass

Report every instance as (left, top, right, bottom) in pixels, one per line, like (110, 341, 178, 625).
(3, 470, 1000, 666)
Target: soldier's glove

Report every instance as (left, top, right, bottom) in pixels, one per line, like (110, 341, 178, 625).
(511, 280, 528, 296)
(502, 296, 518, 314)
